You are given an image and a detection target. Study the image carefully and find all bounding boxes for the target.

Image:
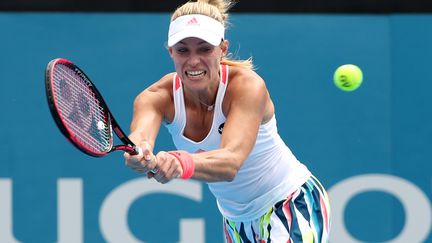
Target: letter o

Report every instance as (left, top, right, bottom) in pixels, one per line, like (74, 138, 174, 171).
(328, 174, 431, 243)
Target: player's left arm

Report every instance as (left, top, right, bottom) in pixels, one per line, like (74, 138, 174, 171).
(190, 69, 270, 182)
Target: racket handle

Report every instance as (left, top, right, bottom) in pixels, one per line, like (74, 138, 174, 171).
(133, 146, 143, 156)
(133, 146, 158, 174)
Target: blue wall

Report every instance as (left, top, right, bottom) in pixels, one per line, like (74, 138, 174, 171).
(0, 13, 430, 242)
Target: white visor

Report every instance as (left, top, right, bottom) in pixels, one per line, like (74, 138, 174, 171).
(168, 14, 225, 47)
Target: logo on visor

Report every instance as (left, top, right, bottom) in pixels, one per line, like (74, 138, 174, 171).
(187, 17, 199, 26)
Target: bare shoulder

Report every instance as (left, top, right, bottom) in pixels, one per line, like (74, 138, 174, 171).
(228, 66, 266, 89)
(134, 73, 175, 121)
(225, 66, 274, 122)
(226, 66, 268, 102)
(137, 73, 174, 99)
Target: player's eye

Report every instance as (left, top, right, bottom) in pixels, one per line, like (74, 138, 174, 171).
(175, 47, 188, 54)
(199, 46, 212, 53)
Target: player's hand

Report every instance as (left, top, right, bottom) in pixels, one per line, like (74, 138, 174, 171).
(152, 151, 183, 184)
(124, 141, 158, 175)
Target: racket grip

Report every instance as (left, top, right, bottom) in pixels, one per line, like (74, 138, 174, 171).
(133, 146, 143, 156)
(134, 146, 158, 174)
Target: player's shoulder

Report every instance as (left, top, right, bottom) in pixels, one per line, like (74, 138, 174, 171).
(228, 65, 266, 91)
(136, 72, 175, 102)
(151, 72, 175, 89)
(141, 72, 173, 95)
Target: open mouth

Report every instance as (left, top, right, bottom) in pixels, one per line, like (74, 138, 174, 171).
(186, 70, 206, 78)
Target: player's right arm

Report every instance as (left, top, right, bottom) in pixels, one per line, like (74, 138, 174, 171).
(124, 74, 174, 174)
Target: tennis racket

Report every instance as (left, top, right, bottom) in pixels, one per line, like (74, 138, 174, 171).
(45, 58, 141, 157)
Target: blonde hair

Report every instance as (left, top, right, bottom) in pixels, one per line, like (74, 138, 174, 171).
(171, 0, 254, 70)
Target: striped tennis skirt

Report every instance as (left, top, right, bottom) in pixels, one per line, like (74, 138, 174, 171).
(223, 176, 331, 243)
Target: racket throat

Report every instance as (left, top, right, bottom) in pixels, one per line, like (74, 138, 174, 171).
(112, 145, 137, 154)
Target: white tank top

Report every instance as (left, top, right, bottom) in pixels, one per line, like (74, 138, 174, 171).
(164, 65, 311, 221)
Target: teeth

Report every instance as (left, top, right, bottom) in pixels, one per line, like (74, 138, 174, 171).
(187, 70, 205, 77)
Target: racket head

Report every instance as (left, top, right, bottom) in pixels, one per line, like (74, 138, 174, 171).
(45, 58, 113, 157)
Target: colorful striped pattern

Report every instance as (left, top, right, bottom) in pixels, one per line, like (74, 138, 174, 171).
(224, 176, 331, 243)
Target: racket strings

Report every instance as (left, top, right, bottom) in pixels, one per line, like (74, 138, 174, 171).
(52, 64, 111, 153)
(56, 66, 105, 115)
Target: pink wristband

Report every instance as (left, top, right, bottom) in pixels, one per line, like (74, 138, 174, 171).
(168, 150, 195, 179)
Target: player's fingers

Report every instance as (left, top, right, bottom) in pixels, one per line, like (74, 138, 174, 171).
(126, 146, 145, 161)
(157, 151, 173, 171)
(124, 158, 136, 167)
(166, 152, 184, 177)
(125, 156, 142, 168)
(163, 154, 182, 179)
(139, 141, 154, 160)
(152, 152, 167, 181)
(127, 164, 144, 173)
(153, 173, 170, 184)
(153, 166, 167, 181)
(153, 152, 182, 181)
(125, 147, 145, 165)
(143, 149, 152, 161)
(139, 154, 158, 174)
(124, 147, 157, 175)
(133, 168, 147, 174)
(165, 164, 181, 180)
(124, 152, 137, 167)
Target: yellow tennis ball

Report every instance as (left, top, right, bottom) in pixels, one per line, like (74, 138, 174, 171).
(333, 64, 363, 91)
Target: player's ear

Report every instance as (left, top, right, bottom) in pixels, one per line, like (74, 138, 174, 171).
(168, 47, 174, 57)
(220, 39, 229, 57)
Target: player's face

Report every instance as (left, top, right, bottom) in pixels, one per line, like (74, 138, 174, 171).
(169, 37, 227, 91)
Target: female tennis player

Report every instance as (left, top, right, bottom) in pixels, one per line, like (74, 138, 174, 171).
(124, 0, 331, 241)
